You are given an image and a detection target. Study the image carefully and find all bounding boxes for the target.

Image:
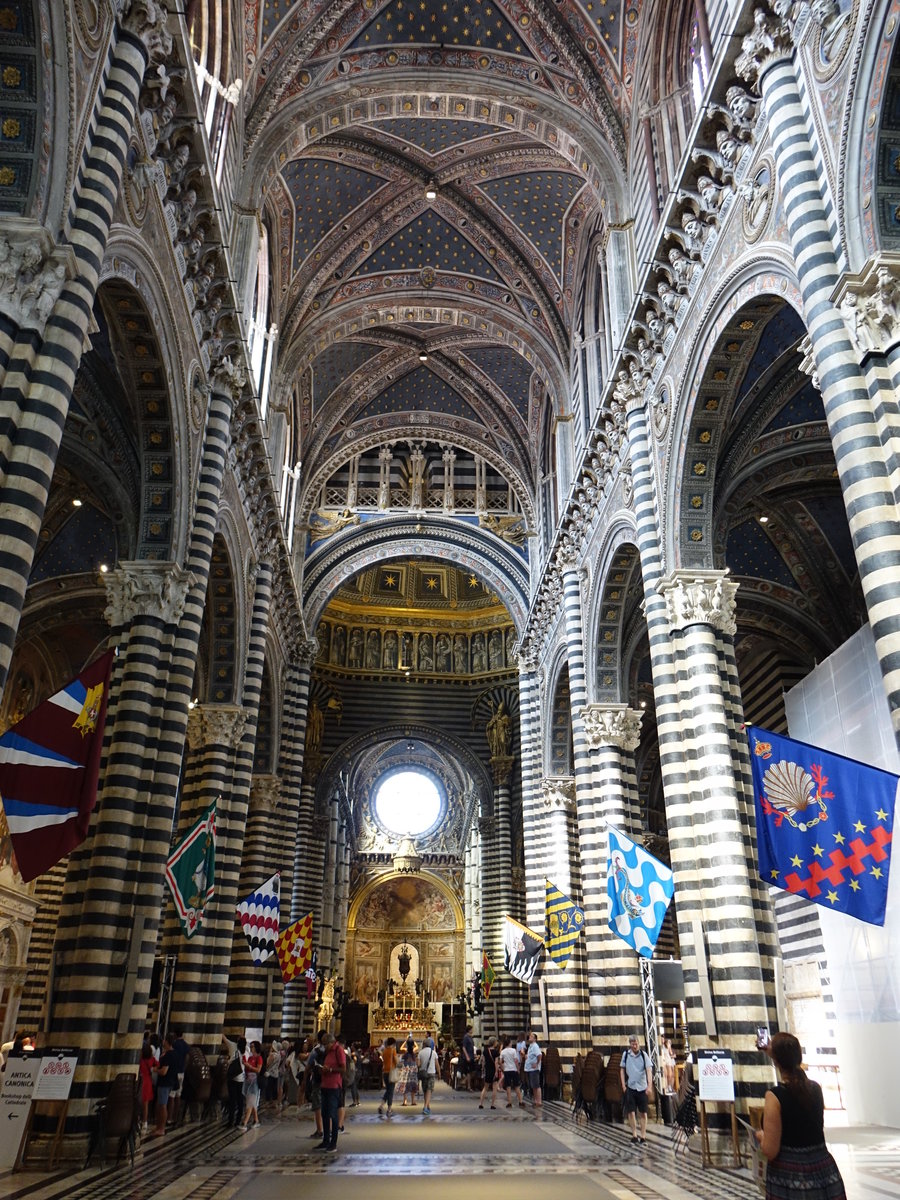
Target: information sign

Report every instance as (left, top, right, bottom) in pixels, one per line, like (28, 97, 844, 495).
(697, 1049, 735, 1102)
(33, 1050, 78, 1101)
(0, 1055, 40, 1169)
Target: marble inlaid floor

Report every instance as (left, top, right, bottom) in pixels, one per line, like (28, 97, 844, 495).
(0, 1086, 895, 1200)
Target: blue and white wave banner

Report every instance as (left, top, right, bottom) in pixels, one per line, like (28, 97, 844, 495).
(606, 825, 675, 958)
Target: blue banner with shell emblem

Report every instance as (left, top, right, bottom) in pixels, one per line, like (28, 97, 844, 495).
(748, 726, 899, 927)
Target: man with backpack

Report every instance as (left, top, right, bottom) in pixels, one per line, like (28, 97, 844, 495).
(620, 1034, 654, 1145)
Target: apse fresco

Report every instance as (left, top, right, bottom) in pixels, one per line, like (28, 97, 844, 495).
(356, 876, 455, 929)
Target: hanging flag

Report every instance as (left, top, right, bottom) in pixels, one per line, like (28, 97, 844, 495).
(545, 878, 585, 968)
(166, 802, 217, 938)
(236, 872, 280, 964)
(607, 825, 674, 958)
(0, 650, 114, 883)
(275, 913, 314, 984)
(481, 950, 496, 999)
(748, 725, 898, 927)
(306, 947, 318, 999)
(502, 915, 544, 984)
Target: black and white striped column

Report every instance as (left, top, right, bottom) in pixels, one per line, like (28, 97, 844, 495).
(657, 570, 773, 1101)
(163, 703, 248, 1055)
(580, 703, 646, 1047)
(0, 8, 168, 693)
(278, 644, 317, 1038)
(739, 15, 900, 743)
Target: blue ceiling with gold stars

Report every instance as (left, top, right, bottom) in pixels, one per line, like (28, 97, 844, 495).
(350, 0, 533, 55)
(312, 342, 383, 413)
(282, 160, 389, 274)
(357, 366, 480, 421)
(462, 346, 531, 421)
(726, 519, 797, 588)
(574, 0, 634, 64)
(477, 172, 583, 275)
(762, 380, 825, 433)
(353, 211, 502, 281)
(366, 118, 503, 155)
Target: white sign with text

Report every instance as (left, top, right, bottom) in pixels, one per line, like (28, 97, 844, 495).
(0, 1055, 40, 1168)
(33, 1053, 78, 1101)
(697, 1049, 735, 1103)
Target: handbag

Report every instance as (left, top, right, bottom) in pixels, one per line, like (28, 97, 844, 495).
(388, 1066, 400, 1083)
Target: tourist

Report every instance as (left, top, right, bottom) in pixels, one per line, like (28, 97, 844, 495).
(303, 1031, 327, 1140)
(315, 1032, 346, 1153)
(418, 1036, 439, 1114)
(378, 1036, 398, 1116)
(479, 1038, 500, 1109)
(398, 1035, 418, 1106)
(240, 1040, 263, 1131)
(139, 1039, 158, 1132)
(499, 1036, 523, 1108)
(152, 1034, 178, 1137)
(620, 1034, 653, 1145)
(524, 1032, 543, 1108)
(755, 1032, 846, 1199)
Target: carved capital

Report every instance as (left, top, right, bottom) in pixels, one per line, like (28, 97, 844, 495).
(581, 703, 643, 752)
(186, 706, 205, 751)
(0, 223, 75, 333)
(734, 6, 795, 88)
(491, 754, 515, 787)
(119, 0, 173, 63)
(104, 562, 195, 627)
(514, 639, 540, 675)
(833, 255, 900, 358)
(210, 355, 247, 403)
(201, 704, 249, 749)
(510, 866, 525, 892)
(540, 776, 576, 811)
(477, 815, 497, 837)
(293, 637, 319, 669)
(658, 569, 738, 636)
(250, 775, 282, 811)
(311, 813, 330, 838)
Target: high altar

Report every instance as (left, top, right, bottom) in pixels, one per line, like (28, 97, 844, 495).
(371, 983, 439, 1044)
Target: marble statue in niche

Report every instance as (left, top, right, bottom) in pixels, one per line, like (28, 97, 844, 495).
(506, 626, 516, 664)
(317, 624, 331, 662)
(332, 624, 347, 666)
(383, 630, 398, 670)
(453, 634, 468, 674)
(435, 632, 451, 672)
(349, 627, 364, 669)
(472, 632, 487, 673)
(400, 630, 413, 669)
(418, 632, 434, 671)
(489, 629, 503, 671)
(365, 629, 381, 670)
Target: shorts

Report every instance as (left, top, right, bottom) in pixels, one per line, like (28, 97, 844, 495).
(623, 1087, 648, 1116)
(503, 1070, 520, 1088)
(526, 1070, 541, 1091)
(307, 1084, 322, 1112)
(157, 1084, 171, 1108)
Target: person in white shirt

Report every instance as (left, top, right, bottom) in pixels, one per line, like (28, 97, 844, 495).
(417, 1037, 439, 1115)
(499, 1036, 523, 1108)
(619, 1034, 654, 1145)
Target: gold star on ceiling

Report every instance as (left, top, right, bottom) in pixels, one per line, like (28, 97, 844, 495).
(426, 577, 439, 589)
(468, 574, 479, 587)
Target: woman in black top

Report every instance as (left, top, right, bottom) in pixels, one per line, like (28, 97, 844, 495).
(756, 1032, 846, 1200)
(479, 1038, 499, 1109)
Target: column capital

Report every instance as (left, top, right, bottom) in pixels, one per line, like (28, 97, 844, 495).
(104, 562, 195, 627)
(490, 754, 515, 787)
(118, 0, 173, 63)
(250, 775, 282, 812)
(734, 7, 795, 88)
(478, 815, 496, 837)
(199, 704, 249, 749)
(514, 639, 540, 675)
(210, 354, 247, 403)
(832, 254, 900, 358)
(540, 776, 576, 811)
(556, 536, 581, 572)
(658, 569, 738, 636)
(291, 636, 319, 669)
(581, 703, 643, 752)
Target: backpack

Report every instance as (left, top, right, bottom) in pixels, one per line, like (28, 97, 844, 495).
(226, 1055, 241, 1082)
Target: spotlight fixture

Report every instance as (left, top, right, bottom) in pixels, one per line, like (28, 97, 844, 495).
(419, 350, 428, 362)
(72, 498, 83, 507)
(99, 563, 109, 574)
(425, 183, 437, 201)
(758, 514, 769, 524)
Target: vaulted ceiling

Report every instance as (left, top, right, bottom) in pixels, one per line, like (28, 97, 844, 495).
(240, 0, 643, 513)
